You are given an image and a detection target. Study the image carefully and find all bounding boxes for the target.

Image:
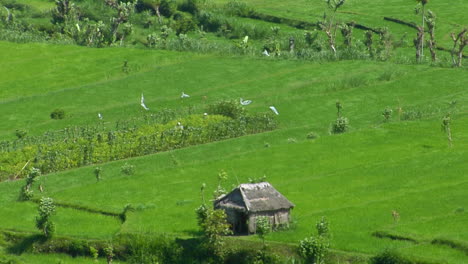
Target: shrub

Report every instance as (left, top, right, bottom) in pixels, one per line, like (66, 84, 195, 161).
(306, 132, 319, 140)
(94, 167, 102, 181)
(50, 109, 65, 120)
(35, 197, 56, 238)
(331, 117, 349, 134)
(382, 107, 393, 122)
(15, 129, 27, 139)
(207, 100, 245, 119)
(127, 234, 182, 264)
(179, 0, 200, 15)
(121, 163, 135, 175)
(172, 11, 197, 35)
(370, 250, 412, 264)
(160, 0, 177, 17)
(299, 235, 329, 264)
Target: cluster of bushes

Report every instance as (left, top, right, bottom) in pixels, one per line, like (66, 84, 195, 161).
(0, 101, 276, 180)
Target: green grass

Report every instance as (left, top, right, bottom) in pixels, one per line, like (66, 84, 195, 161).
(1, 40, 468, 263)
(213, 0, 467, 48)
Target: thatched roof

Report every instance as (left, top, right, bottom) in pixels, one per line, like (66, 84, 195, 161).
(214, 182, 294, 213)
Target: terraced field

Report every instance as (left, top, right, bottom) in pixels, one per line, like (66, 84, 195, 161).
(1, 39, 467, 263)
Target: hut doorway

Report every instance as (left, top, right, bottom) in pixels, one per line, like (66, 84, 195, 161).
(234, 212, 248, 235)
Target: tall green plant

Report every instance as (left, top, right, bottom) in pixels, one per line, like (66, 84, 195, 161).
(256, 216, 271, 249)
(19, 168, 41, 201)
(299, 217, 331, 264)
(35, 197, 56, 238)
(200, 209, 232, 262)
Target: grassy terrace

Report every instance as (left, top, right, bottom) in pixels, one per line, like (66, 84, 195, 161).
(1, 40, 467, 263)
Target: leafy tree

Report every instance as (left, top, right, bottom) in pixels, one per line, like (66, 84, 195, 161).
(94, 167, 102, 182)
(256, 216, 271, 249)
(441, 113, 452, 147)
(200, 209, 232, 261)
(19, 168, 41, 201)
(382, 107, 393, 122)
(104, 244, 115, 264)
(110, 2, 136, 44)
(35, 197, 56, 238)
(299, 217, 331, 264)
(52, 0, 78, 28)
(141, 0, 163, 24)
(332, 101, 348, 134)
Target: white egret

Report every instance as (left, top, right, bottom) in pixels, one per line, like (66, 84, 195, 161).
(98, 113, 103, 120)
(140, 93, 150, 110)
(181, 92, 190, 98)
(269, 106, 279, 115)
(240, 98, 252, 105)
(262, 49, 270, 56)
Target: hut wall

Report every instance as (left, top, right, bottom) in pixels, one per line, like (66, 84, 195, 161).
(247, 209, 291, 233)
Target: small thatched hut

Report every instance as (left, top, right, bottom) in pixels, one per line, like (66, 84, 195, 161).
(214, 182, 294, 234)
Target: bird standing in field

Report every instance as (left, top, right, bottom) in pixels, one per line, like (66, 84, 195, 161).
(98, 113, 103, 120)
(262, 49, 270, 56)
(240, 98, 252, 105)
(141, 93, 150, 110)
(269, 106, 279, 115)
(181, 92, 190, 98)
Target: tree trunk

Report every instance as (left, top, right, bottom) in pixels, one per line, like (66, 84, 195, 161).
(447, 127, 452, 147)
(155, 5, 162, 24)
(421, 4, 425, 58)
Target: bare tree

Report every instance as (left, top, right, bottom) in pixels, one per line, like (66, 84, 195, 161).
(415, 0, 429, 59)
(414, 26, 424, 62)
(319, 0, 346, 55)
(450, 29, 468, 67)
(425, 10, 437, 62)
(142, 0, 163, 24)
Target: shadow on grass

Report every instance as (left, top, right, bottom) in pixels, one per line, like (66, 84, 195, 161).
(7, 234, 47, 255)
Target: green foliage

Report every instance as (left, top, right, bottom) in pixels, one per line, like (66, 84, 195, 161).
(89, 246, 98, 260)
(0, 111, 276, 178)
(299, 217, 331, 264)
(35, 197, 56, 238)
(256, 216, 271, 248)
(306, 132, 319, 140)
(331, 116, 349, 134)
(370, 250, 412, 264)
(120, 162, 135, 175)
(207, 100, 245, 119)
(199, 209, 232, 261)
(104, 244, 114, 264)
(299, 235, 329, 264)
(14, 129, 27, 139)
(196, 204, 209, 227)
(315, 216, 329, 237)
(382, 107, 393, 122)
(179, 0, 201, 15)
(50, 109, 65, 120)
(94, 167, 102, 181)
(172, 12, 197, 35)
(127, 234, 182, 264)
(19, 167, 41, 201)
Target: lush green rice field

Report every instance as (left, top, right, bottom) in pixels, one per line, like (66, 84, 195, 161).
(1, 40, 468, 263)
(213, 0, 467, 47)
